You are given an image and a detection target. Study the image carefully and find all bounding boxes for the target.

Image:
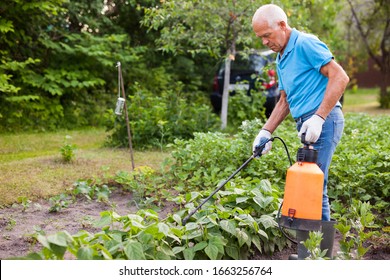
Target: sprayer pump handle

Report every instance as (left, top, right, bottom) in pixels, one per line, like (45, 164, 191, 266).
(300, 133, 314, 146)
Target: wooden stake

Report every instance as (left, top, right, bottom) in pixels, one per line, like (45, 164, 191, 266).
(118, 62, 135, 170)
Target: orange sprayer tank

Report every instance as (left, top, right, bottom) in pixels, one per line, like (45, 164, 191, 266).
(280, 143, 324, 231)
(282, 161, 323, 220)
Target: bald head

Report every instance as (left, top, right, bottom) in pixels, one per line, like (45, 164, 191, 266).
(252, 4, 288, 29)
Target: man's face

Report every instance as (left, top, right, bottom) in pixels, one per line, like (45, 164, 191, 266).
(252, 20, 287, 53)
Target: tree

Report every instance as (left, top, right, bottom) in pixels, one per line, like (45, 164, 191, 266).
(0, 0, 141, 130)
(143, 0, 347, 129)
(346, 0, 390, 108)
(143, 0, 258, 129)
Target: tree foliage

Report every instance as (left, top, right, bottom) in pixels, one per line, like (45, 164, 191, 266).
(1, 0, 385, 134)
(344, 0, 390, 108)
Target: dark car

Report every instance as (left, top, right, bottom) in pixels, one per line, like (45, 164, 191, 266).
(210, 50, 280, 118)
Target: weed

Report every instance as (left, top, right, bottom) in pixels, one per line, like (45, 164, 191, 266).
(302, 231, 328, 260)
(17, 196, 31, 212)
(5, 217, 16, 231)
(335, 200, 379, 259)
(48, 194, 71, 213)
(60, 135, 76, 163)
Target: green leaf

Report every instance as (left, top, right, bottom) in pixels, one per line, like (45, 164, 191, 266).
(225, 242, 239, 260)
(258, 215, 278, 229)
(234, 188, 246, 195)
(251, 235, 263, 253)
(172, 214, 182, 225)
(236, 229, 249, 247)
(205, 243, 219, 260)
(253, 195, 274, 209)
(257, 229, 268, 239)
(158, 243, 175, 257)
(259, 179, 272, 193)
(124, 241, 146, 260)
(236, 196, 249, 204)
(208, 235, 225, 254)
(185, 222, 198, 231)
(158, 222, 170, 236)
(47, 231, 72, 247)
(193, 241, 208, 252)
(183, 247, 195, 260)
(220, 220, 237, 236)
(77, 247, 94, 260)
(94, 212, 112, 228)
(172, 246, 185, 254)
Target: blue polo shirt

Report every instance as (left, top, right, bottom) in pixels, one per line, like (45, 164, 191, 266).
(276, 29, 333, 119)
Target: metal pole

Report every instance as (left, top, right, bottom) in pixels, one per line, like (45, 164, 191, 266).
(118, 62, 135, 170)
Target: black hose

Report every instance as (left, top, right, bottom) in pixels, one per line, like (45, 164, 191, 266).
(272, 136, 297, 244)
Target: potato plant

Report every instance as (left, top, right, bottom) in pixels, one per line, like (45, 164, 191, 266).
(25, 179, 289, 260)
(22, 113, 389, 259)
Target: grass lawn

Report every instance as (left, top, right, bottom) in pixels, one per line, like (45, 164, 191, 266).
(343, 87, 390, 115)
(0, 128, 169, 206)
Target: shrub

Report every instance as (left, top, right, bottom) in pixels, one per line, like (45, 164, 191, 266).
(105, 81, 220, 149)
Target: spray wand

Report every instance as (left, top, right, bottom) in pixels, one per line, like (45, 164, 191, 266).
(182, 137, 292, 225)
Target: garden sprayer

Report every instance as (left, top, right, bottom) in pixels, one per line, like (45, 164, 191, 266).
(182, 134, 336, 259)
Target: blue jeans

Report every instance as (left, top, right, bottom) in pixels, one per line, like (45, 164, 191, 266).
(295, 106, 344, 221)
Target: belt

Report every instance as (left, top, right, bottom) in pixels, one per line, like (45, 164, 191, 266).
(294, 108, 317, 123)
(294, 103, 342, 123)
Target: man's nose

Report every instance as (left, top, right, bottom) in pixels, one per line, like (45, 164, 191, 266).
(262, 38, 269, 45)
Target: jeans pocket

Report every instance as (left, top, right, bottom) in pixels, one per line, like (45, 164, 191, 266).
(332, 119, 344, 144)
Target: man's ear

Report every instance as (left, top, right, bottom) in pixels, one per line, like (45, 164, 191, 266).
(278, 21, 287, 30)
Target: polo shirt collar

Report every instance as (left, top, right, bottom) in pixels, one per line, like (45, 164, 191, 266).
(277, 28, 298, 62)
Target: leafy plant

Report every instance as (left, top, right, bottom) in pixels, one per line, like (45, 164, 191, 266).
(5, 217, 16, 231)
(49, 194, 71, 213)
(329, 114, 390, 218)
(105, 81, 220, 149)
(302, 231, 328, 260)
(335, 200, 379, 260)
(72, 180, 111, 203)
(17, 196, 31, 212)
(114, 166, 164, 210)
(60, 135, 77, 163)
(25, 178, 290, 260)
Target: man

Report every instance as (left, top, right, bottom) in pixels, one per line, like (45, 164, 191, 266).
(251, 4, 349, 259)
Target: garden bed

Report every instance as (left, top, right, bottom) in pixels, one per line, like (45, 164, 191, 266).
(0, 187, 388, 260)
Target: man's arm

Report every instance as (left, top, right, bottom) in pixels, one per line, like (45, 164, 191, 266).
(263, 90, 290, 133)
(316, 59, 349, 119)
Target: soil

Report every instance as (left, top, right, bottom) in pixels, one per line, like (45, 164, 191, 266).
(0, 188, 388, 260)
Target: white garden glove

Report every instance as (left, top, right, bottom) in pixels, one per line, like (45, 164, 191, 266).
(252, 129, 272, 157)
(298, 114, 325, 143)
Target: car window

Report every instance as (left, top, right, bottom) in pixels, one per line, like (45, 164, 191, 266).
(218, 52, 275, 76)
(230, 54, 268, 73)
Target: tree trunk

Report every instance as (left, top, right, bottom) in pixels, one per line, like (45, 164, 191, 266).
(379, 70, 389, 109)
(221, 56, 232, 129)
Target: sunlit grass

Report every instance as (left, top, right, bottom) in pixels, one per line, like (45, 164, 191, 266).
(0, 128, 170, 206)
(0, 128, 108, 163)
(343, 87, 390, 115)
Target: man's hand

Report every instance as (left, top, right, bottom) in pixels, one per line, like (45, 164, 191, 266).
(298, 114, 325, 143)
(252, 129, 272, 156)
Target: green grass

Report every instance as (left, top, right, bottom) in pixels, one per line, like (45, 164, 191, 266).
(0, 128, 107, 163)
(343, 87, 379, 106)
(343, 87, 390, 115)
(0, 128, 170, 206)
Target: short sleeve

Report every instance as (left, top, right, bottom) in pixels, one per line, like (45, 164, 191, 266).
(299, 34, 333, 72)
